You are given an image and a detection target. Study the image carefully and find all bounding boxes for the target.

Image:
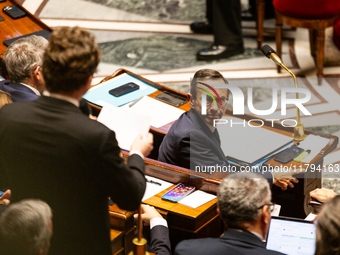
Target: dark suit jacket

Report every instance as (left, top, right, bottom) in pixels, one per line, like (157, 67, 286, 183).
(0, 80, 39, 102)
(150, 225, 171, 255)
(158, 109, 228, 171)
(175, 229, 285, 255)
(158, 109, 273, 185)
(0, 79, 92, 116)
(0, 96, 146, 255)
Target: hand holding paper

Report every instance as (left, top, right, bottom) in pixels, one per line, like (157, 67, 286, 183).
(131, 133, 154, 157)
(97, 104, 152, 151)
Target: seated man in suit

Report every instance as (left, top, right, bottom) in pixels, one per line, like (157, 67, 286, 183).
(158, 69, 230, 170)
(175, 172, 285, 255)
(0, 199, 53, 255)
(158, 69, 297, 189)
(0, 26, 153, 255)
(0, 35, 47, 101)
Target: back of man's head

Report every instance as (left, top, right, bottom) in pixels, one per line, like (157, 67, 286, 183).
(43, 26, 101, 94)
(5, 35, 48, 83)
(0, 199, 53, 255)
(217, 172, 271, 229)
(315, 195, 340, 255)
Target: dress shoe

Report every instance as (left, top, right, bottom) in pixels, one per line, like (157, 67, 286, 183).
(190, 21, 213, 34)
(241, 9, 256, 21)
(197, 45, 244, 61)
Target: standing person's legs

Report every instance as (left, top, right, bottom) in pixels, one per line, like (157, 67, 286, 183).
(197, 0, 244, 60)
(190, 0, 213, 34)
(213, 0, 243, 47)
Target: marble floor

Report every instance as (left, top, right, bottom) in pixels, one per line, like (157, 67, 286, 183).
(20, 0, 340, 192)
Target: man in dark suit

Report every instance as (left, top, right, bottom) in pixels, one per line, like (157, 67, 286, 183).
(158, 69, 229, 172)
(0, 26, 153, 255)
(158, 69, 298, 189)
(175, 172, 285, 255)
(0, 35, 47, 102)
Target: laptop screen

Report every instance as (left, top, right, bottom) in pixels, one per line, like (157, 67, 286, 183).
(266, 216, 316, 255)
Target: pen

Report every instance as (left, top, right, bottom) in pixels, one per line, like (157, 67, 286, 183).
(146, 178, 162, 186)
(129, 96, 143, 108)
(294, 149, 311, 162)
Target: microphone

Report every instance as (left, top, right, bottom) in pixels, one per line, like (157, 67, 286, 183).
(261, 45, 284, 67)
(261, 45, 307, 141)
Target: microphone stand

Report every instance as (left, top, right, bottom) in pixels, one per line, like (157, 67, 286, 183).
(265, 46, 308, 141)
(128, 205, 154, 255)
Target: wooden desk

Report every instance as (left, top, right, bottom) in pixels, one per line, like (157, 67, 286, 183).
(108, 204, 136, 255)
(89, 69, 338, 219)
(143, 185, 222, 250)
(108, 181, 222, 255)
(0, 0, 51, 57)
(87, 68, 190, 160)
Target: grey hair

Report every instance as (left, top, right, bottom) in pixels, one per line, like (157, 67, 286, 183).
(315, 195, 340, 255)
(0, 199, 53, 255)
(217, 172, 271, 228)
(5, 35, 48, 83)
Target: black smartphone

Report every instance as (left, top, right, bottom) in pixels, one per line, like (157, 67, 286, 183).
(0, 0, 6, 2)
(161, 183, 195, 203)
(155, 91, 188, 107)
(274, 145, 304, 164)
(109, 82, 139, 97)
(3, 5, 26, 19)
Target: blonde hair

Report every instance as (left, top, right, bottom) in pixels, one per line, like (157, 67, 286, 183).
(0, 90, 12, 109)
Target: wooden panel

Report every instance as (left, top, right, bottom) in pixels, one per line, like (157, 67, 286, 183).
(110, 229, 123, 255)
(109, 204, 135, 232)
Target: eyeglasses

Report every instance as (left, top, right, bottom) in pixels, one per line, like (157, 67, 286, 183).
(205, 96, 229, 107)
(258, 203, 276, 212)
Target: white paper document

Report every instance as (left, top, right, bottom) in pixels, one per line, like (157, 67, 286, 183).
(97, 104, 152, 151)
(305, 213, 317, 221)
(179, 190, 216, 209)
(298, 134, 331, 163)
(142, 176, 173, 201)
(128, 96, 184, 128)
(271, 204, 281, 217)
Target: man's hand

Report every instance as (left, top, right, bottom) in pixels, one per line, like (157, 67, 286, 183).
(272, 167, 305, 179)
(0, 189, 11, 205)
(310, 188, 336, 203)
(274, 178, 299, 190)
(134, 204, 162, 226)
(130, 133, 153, 158)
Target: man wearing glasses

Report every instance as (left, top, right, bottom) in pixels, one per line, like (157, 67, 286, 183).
(158, 69, 300, 189)
(158, 69, 232, 173)
(175, 173, 284, 255)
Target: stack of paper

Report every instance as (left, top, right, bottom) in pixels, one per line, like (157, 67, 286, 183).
(127, 96, 184, 128)
(179, 190, 216, 209)
(142, 176, 173, 201)
(97, 105, 152, 151)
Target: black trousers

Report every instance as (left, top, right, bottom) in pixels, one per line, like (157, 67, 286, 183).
(206, 0, 243, 48)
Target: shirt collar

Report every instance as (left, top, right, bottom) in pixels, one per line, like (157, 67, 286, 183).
(43, 91, 79, 107)
(20, 83, 40, 96)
